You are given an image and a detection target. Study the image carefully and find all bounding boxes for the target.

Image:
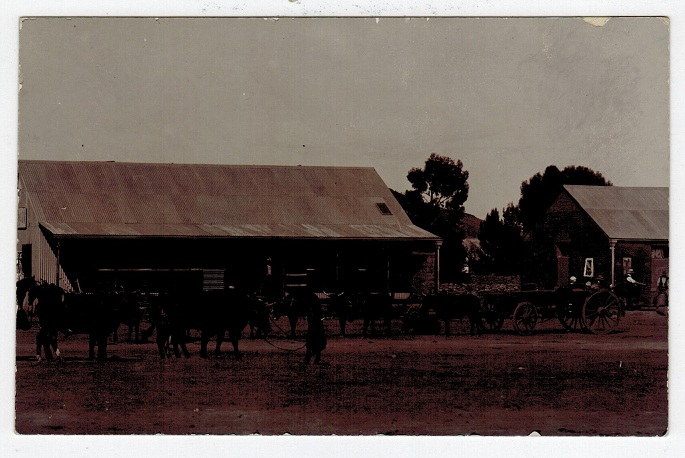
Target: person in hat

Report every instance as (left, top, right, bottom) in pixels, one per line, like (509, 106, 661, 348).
(657, 270, 669, 295)
(304, 293, 328, 365)
(591, 274, 605, 291)
(624, 269, 645, 309)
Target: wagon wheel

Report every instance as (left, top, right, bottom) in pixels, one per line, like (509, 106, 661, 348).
(513, 302, 538, 336)
(581, 289, 621, 335)
(480, 301, 504, 332)
(557, 302, 584, 332)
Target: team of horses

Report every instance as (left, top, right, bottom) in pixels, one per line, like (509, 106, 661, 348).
(16, 277, 483, 362)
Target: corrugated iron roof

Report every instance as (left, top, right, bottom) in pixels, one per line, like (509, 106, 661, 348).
(563, 185, 669, 241)
(20, 160, 439, 241)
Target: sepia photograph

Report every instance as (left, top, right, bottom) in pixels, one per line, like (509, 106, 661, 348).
(7, 8, 675, 449)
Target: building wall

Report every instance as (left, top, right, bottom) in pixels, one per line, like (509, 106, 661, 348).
(526, 192, 612, 287)
(534, 191, 668, 303)
(17, 183, 69, 290)
(29, 236, 438, 296)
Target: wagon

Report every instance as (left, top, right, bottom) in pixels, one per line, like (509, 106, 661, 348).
(479, 286, 623, 335)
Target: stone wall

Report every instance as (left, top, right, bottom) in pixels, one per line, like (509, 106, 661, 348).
(441, 274, 521, 295)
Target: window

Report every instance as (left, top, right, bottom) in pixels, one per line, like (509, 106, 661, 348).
(376, 202, 392, 215)
(18, 207, 27, 229)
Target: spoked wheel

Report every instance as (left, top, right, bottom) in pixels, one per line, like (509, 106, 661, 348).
(513, 302, 538, 335)
(557, 302, 584, 332)
(582, 289, 621, 334)
(480, 301, 504, 332)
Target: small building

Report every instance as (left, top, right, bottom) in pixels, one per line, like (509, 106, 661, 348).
(17, 160, 441, 297)
(525, 185, 668, 301)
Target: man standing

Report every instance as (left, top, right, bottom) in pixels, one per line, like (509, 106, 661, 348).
(303, 291, 327, 365)
(625, 269, 645, 309)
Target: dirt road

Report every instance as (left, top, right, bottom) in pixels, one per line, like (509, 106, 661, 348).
(15, 311, 667, 435)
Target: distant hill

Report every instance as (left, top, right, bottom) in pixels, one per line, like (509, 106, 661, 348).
(461, 213, 482, 239)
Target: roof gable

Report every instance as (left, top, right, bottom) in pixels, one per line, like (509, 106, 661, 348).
(563, 185, 669, 241)
(19, 160, 438, 240)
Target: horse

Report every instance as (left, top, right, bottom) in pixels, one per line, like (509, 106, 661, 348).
(345, 292, 394, 336)
(30, 281, 68, 361)
(153, 289, 273, 359)
(62, 291, 130, 360)
(112, 291, 146, 344)
(153, 292, 192, 359)
(404, 293, 482, 336)
(271, 291, 311, 338)
(325, 291, 394, 336)
(326, 291, 355, 336)
(16, 276, 36, 331)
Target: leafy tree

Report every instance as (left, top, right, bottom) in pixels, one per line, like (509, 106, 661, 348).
(518, 165, 612, 231)
(478, 203, 524, 274)
(392, 154, 470, 280)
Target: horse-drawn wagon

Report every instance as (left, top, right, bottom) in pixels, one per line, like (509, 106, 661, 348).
(479, 285, 624, 335)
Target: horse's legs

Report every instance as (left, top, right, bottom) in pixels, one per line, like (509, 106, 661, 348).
(35, 329, 43, 358)
(176, 330, 191, 358)
(214, 330, 224, 356)
(156, 337, 167, 359)
(199, 332, 210, 358)
(444, 318, 451, 337)
(229, 330, 242, 358)
(112, 324, 119, 344)
(49, 331, 61, 360)
(88, 333, 97, 360)
(36, 327, 52, 360)
(97, 333, 108, 361)
(339, 316, 346, 336)
(289, 315, 298, 338)
(155, 324, 169, 358)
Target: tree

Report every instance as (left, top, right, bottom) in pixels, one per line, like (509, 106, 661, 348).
(406, 153, 469, 224)
(518, 165, 612, 231)
(392, 154, 470, 280)
(478, 203, 524, 274)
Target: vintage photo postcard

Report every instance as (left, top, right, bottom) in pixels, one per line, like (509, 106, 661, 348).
(13, 16, 668, 440)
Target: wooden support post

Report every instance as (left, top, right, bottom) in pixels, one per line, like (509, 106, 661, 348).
(55, 240, 60, 286)
(386, 243, 391, 294)
(609, 239, 617, 288)
(435, 240, 442, 294)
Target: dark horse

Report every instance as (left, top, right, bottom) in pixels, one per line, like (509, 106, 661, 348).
(271, 291, 311, 338)
(404, 293, 482, 336)
(16, 276, 36, 331)
(328, 291, 394, 336)
(62, 291, 131, 360)
(153, 289, 272, 359)
(30, 281, 68, 361)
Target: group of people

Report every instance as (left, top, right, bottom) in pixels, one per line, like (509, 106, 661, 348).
(568, 268, 669, 311)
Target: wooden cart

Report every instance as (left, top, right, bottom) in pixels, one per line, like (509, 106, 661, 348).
(479, 286, 623, 335)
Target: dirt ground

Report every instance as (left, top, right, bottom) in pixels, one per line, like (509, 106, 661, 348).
(15, 311, 667, 436)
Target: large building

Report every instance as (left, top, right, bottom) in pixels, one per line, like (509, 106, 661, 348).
(17, 160, 441, 296)
(526, 185, 668, 300)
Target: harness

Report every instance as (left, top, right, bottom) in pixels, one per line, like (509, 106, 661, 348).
(260, 314, 307, 352)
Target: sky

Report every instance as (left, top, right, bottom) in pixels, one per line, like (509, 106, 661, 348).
(17, 16, 669, 219)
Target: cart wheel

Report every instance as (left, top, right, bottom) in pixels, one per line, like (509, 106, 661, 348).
(513, 302, 538, 335)
(480, 301, 504, 332)
(557, 302, 584, 332)
(582, 289, 621, 334)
